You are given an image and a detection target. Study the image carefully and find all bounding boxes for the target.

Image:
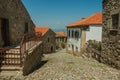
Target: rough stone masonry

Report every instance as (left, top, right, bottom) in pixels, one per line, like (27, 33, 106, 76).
(0, 0, 35, 47)
(102, 0, 120, 69)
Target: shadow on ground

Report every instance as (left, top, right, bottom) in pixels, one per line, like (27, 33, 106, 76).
(24, 60, 48, 76)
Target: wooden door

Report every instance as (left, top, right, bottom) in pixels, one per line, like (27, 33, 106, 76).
(72, 45, 74, 54)
(1, 18, 10, 47)
(81, 29, 86, 48)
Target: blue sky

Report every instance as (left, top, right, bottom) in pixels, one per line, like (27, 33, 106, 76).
(22, 0, 102, 31)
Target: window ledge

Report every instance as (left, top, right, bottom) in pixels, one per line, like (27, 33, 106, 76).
(109, 29, 119, 31)
(109, 29, 119, 35)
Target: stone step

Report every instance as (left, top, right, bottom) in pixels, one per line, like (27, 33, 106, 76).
(6, 49, 20, 54)
(0, 66, 22, 71)
(1, 60, 21, 64)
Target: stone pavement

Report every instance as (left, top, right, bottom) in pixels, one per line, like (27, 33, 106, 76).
(0, 49, 120, 80)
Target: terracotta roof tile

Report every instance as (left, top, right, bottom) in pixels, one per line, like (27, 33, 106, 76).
(56, 32, 67, 37)
(35, 27, 49, 36)
(67, 13, 102, 27)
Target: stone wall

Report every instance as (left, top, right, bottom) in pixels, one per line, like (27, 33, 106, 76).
(85, 40, 101, 61)
(102, 0, 120, 69)
(23, 42, 43, 75)
(56, 37, 67, 49)
(42, 29, 56, 53)
(0, 0, 35, 47)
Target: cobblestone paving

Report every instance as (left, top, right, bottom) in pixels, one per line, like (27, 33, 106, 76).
(0, 49, 120, 80)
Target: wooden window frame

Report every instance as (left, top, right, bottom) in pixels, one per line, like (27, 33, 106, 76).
(72, 30, 74, 38)
(112, 14, 119, 29)
(75, 31, 79, 38)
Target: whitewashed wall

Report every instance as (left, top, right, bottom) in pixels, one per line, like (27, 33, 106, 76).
(86, 25, 102, 42)
(67, 28, 81, 52)
(67, 25, 102, 52)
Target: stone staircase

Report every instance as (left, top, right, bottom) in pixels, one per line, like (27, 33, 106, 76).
(0, 46, 22, 71)
(0, 32, 42, 71)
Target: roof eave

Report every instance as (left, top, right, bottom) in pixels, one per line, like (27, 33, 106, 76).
(67, 24, 89, 28)
(67, 23, 102, 28)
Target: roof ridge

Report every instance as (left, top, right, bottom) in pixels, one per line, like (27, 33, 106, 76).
(35, 27, 50, 36)
(67, 12, 102, 27)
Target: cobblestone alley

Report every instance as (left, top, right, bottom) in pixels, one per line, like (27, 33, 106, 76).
(0, 49, 120, 80)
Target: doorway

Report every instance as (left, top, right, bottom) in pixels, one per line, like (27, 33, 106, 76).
(81, 29, 86, 48)
(51, 46, 54, 52)
(72, 45, 74, 54)
(1, 18, 10, 47)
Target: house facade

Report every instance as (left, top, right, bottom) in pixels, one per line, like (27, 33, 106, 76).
(102, 0, 120, 69)
(0, 0, 35, 47)
(66, 13, 102, 55)
(35, 27, 56, 53)
(55, 32, 67, 49)
(0, 0, 43, 75)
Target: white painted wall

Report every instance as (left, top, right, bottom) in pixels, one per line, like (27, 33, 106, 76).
(67, 28, 82, 52)
(86, 25, 102, 42)
(67, 24, 102, 52)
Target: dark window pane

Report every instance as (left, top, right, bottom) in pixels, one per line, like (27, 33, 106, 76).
(112, 14, 119, 29)
(24, 22, 28, 33)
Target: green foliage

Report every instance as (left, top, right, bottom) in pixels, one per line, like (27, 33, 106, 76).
(87, 40, 101, 51)
(61, 42, 66, 49)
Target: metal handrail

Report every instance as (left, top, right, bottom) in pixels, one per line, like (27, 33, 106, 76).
(20, 31, 42, 58)
(0, 31, 42, 66)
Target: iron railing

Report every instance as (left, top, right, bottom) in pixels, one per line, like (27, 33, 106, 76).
(0, 32, 42, 66)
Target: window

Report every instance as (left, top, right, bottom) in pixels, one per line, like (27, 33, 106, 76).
(75, 31, 79, 38)
(48, 37, 50, 42)
(24, 22, 28, 33)
(72, 30, 74, 38)
(68, 30, 70, 38)
(112, 14, 119, 29)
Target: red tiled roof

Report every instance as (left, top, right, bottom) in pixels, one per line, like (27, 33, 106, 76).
(56, 32, 67, 37)
(67, 13, 102, 27)
(35, 27, 49, 36)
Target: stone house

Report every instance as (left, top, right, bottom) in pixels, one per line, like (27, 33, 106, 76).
(102, 0, 120, 69)
(0, 0, 43, 75)
(66, 13, 102, 55)
(35, 27, 56, 53)
(0, 0, 35, 47)
(55, 32, 67, 49)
